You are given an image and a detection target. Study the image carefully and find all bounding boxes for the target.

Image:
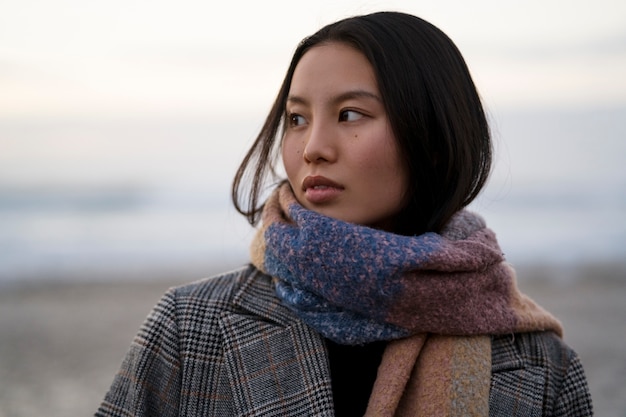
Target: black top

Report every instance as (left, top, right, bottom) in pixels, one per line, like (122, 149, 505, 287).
(325, 339, 387, 417)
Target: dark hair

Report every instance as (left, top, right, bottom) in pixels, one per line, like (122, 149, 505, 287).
(231, 11, 492, 235)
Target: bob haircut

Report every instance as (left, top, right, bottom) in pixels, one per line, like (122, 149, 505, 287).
(232, 11, 492, 235)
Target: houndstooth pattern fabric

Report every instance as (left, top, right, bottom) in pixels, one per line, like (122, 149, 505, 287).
(96, 265, 593, 417)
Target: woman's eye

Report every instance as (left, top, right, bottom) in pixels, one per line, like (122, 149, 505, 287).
(339, 110, 363, 122)
(288, 113, 306, 127)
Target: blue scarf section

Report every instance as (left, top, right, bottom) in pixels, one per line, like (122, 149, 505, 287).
(250, 184, 504, 345)
(273, 281, 411, 344)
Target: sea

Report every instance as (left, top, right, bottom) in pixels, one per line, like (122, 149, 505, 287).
(1, 105, 625, 286)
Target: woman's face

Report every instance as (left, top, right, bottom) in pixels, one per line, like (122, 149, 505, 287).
(282, 42, 409, 231)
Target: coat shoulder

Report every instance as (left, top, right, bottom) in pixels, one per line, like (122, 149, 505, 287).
(96, 264, 275, 417)
(170, 264, 257, 302)
(490, 331, 593, 417)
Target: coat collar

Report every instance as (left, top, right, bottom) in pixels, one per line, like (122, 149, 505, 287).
(231, 265, 302, 326)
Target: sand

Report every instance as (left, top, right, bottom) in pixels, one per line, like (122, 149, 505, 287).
(0, 262, 624, 417)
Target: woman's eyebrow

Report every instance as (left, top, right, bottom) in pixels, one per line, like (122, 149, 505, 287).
(331, 90, 382, 104)
(286, 89, 382, 106)
(286, 95, 308, 105)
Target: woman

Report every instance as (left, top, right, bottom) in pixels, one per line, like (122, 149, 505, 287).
(96, 11, 593, 416)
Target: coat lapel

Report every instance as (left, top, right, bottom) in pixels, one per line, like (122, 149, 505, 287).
(219, 269, 335, 416)
(489, 334, 547, 416)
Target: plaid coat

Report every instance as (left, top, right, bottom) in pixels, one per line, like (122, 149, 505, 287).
(96, 265, 593, 416)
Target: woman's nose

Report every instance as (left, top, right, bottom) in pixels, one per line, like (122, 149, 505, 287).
(302, 119, 337, 163)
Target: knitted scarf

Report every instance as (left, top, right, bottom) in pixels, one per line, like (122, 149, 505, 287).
(250, 183, 563, 416)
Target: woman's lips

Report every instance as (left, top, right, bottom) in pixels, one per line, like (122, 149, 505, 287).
(302, 176, 344, 204)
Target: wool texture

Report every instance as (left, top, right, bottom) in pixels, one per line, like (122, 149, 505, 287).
(250, 183, 564, 415)
(250, 183, 563, 344)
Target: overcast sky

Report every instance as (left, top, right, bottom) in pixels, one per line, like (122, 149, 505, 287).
(1, 0, 625, 121)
